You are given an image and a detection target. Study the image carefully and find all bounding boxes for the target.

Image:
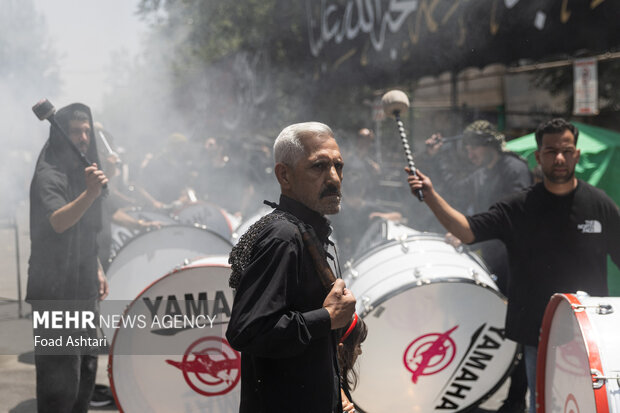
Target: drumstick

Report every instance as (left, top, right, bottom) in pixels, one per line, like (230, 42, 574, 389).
(381, 90, 423, 202)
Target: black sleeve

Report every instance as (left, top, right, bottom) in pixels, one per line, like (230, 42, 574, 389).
(225, 237, 331, 358)
(466, 201, 511, 244)
(35, 170, 70, 219)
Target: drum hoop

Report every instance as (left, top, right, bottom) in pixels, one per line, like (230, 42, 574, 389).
(107, 260, 232, 411)
(356, 277, 517, 412)
(108, 223, 233, 264)
(536, 293, 610, 413)
(349, 233, 491, 274)
(174, 201, 235, 234)
(360, 277, 506, 318)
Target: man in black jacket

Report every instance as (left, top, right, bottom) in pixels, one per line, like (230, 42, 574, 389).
(406, 118, 620, 413)
(27, 103, 109, 412)
(226, 122, 356, 413)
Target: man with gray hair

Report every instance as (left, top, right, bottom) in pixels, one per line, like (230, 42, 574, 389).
(226, 122, 357, 413)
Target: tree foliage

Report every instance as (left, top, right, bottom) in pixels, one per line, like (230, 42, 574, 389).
(134, 0, 374, 139)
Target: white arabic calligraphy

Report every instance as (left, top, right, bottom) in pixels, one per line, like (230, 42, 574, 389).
(306, 0, 419, 57)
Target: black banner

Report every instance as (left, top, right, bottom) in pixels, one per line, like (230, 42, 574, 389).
(304, 0, 620, 86)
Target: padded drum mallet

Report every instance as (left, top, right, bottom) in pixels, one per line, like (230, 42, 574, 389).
(381, 90, 423, 201)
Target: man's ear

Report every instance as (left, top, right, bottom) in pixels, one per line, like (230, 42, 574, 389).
(275, 162, 292, 189)
(534, 149, 541, 165)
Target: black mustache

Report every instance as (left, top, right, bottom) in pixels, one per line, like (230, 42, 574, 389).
(320, 186, 341, 198)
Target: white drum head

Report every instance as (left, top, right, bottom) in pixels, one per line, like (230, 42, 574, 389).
(538, 293, 620, 413)
(351, 281, 517, 412)
(109, 258, 239, 412)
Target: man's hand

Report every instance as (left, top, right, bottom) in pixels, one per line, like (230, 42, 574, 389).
(98, 267, 109, 300)
(84, 163, 108, 199)
(405, 167, 433, 199)
(425, 133, 443, 157)
(323, 279, 356, 330)
(445, 232, 462, 249)
(341, 388, 356, 412)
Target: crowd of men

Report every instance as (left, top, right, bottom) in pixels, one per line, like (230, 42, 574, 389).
(26, 102, 620, 413)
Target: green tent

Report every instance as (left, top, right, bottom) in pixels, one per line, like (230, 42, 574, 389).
(506, 122, 620, 295)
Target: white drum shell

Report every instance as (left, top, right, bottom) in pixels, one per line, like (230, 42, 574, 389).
(102, 225, 232, 339)
(343, 234, 517, 412)
(538, 293, 620, 413)
(109, 256, 240, 413)
(344, 234, 496, 316)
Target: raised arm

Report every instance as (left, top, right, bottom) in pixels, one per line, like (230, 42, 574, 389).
(406, 167, 475, 244)
(49, 164, 108, 233)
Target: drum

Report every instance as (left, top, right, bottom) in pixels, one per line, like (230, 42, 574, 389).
(173, 201, 238, 240)
(231, 206, 272, 244)
(343, 233, 518, 412)
(102, 225, 233, 339)
(537, 292, 620, 413)
(108, 256, 240, 412)
(110, 207, 176, 257)
(350, 217, 421, 259)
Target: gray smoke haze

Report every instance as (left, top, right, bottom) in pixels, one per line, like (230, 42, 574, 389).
(0, 0, 61, 218)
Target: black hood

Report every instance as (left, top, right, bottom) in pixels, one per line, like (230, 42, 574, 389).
(33, 102, 102, 231)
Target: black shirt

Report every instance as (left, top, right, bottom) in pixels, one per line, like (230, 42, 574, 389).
(467, 181, 620, 346)
(226, 195, 341, 413)
(27, 103, 102, 302)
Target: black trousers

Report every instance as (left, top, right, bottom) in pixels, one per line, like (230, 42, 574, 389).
(34, 352, 98, 413)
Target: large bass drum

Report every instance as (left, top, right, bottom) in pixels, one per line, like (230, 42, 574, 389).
(343, 233, 518, 412)
(101, 225, 233, 339)
(110, 207, 177, 258)
(173, 201, 239, 240)
(108, 256, 240, 412)
(537, 292, 620, 413)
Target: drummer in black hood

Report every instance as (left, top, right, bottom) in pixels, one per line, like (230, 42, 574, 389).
(27, 103, 109, 412)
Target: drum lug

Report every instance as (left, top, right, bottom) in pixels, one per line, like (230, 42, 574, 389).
(596, 303, 614, 315)
(591, 369, 620, 389)
(399, 239, 409, 254)
(345, 261, 359, 279)
(572, 303, 614, 315)
(470, 269, 480, 283)
(360, 296, 373, 317)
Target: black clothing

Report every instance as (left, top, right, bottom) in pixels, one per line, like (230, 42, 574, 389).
(467, 153, 532, 290)
(34, 353, 97, 413)
(27, 103, 102, 413)
(467, 181, 620, 346)
(27, 103, 102, 301)
(226, 195, 341, 413)
(466, 153, 532, 213)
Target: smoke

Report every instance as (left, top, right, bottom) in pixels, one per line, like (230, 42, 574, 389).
(0, 0, 61, 219)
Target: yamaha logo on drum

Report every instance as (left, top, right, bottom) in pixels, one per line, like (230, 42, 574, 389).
(403, 325, 459, 383)
(564, 393, 580, 413)
(166, 336, 241, 396)
(403, 323, 510, 411)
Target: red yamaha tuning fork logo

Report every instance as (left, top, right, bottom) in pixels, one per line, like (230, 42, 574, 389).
(564, 393, 580, 413)
(403, 326, 458, 383)
(166, 336, 240, 396)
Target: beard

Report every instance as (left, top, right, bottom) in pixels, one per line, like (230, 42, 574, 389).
(297, 190, 341, 216)
(544, 165, 575, 184)
(317, 196, 341, 215)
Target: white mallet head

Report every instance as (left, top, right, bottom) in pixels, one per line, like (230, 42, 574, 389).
(381, 90, 410, 118)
